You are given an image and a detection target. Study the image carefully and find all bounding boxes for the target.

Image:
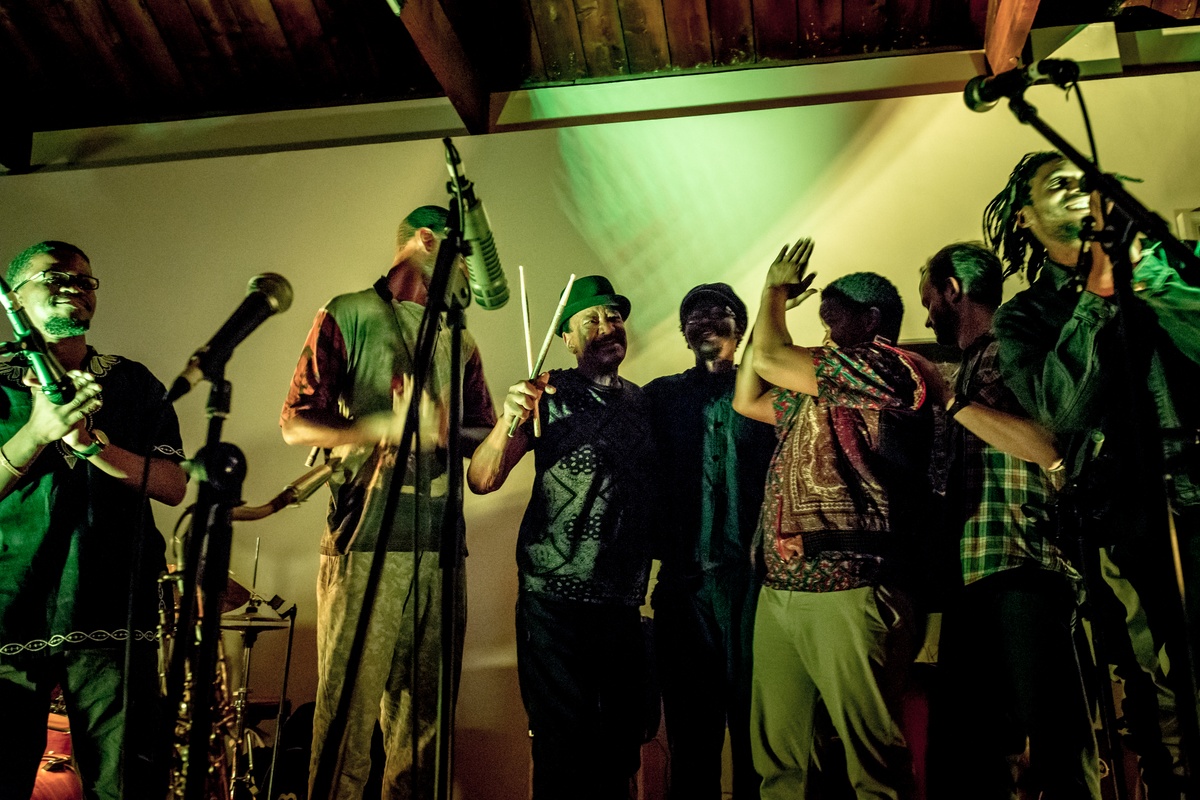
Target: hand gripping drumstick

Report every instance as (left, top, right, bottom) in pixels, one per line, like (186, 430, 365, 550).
(507, 273, 576, 437)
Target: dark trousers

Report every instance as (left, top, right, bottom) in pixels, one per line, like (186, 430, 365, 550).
(928, 567, 1100, 800)
(653, 570, 759, 800)
(516, 591, 647, 800)
(0, 645, 163, 800)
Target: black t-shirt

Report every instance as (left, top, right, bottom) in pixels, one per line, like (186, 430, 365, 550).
(0, 350, 184, 662)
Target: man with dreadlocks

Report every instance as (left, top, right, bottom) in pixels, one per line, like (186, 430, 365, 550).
(985, 151, 1200, 796)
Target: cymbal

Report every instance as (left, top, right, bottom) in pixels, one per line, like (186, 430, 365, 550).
(221, 572, 253, 613)
(220, 603, 289, 632)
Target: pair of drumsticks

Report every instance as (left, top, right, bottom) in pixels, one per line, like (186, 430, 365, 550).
(510, 268, 576, 438)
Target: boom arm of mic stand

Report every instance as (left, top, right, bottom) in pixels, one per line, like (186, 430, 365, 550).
(230, 460, 337, 521)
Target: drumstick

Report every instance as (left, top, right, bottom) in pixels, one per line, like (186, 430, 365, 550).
(519, 266, 540, 437)
(507, 273, 576, 438)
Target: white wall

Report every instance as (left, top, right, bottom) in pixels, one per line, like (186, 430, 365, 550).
(1, 70, 1197, 797)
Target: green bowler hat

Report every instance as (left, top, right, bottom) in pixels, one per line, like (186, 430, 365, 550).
(557, 275, 632, 334)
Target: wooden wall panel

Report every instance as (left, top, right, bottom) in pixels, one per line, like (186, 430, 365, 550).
(709, 0, 755, 64)
(576, 0, 630, 76)
(797, 0, 842, 57)
(754, 0, 799, 61)
(528, 0, 588, 81)
(662, 0, 712, 67)
(618, 0, 671, 72)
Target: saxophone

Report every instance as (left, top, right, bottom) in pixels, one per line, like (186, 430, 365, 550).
(160, 573, 237, 799)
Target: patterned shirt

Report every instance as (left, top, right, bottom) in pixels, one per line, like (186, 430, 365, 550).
(760, 339, 933, 593)
(951, 333, 1079, 587)
(517, 369, 655, 606)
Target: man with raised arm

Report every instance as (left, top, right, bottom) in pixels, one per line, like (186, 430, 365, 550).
(468, 275, 656, 800)
(733, 238, 934, 800)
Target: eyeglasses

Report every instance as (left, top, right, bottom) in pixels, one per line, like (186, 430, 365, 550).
(12, 270, 100, 293)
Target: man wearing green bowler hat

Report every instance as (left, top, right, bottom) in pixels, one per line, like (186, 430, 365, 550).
(469, 275, 657, 800)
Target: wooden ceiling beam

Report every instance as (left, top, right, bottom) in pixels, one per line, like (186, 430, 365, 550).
(398, 0, 491, 134)
(984, 0, 1040, 74)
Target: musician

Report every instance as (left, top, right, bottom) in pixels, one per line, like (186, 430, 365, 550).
(467, 275, 656, 800)
(642, 283, 775, 800)
(0, 240, 187, 800)
(280, 206, 496, 799)
(733, 241, 934, 799)
(917, 242, 1099, 798)
(985, 153, 1200, 793)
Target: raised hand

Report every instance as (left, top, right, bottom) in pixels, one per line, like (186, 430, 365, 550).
(766, 237, 818, 306)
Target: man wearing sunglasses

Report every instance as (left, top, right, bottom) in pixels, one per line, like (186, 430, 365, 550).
(0, 241, 188, 800)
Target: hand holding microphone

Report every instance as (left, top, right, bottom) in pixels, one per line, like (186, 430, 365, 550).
(0, 276, 76, 404)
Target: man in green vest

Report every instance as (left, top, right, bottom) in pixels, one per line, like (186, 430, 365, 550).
(281, 206, 497, 799)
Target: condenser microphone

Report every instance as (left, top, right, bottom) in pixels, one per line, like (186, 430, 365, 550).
(167, 273, 293, 402)
(0, 277, 75, 404)
(444, 138, 509, 310)
(964, 59, 1080, 112)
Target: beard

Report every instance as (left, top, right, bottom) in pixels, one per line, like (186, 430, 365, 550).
(44, 315, 90, 337)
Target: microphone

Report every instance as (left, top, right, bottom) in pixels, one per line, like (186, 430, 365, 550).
(0, 278, 75, 404)
(964, 59, 1080, 112)
(167, 273, 293, 402)
(444, 138, 509, 310)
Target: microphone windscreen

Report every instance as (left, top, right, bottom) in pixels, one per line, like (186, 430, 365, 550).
(249, 273, 294, 314)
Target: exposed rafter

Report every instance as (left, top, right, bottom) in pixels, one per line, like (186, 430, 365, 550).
(397, 0, 491, 134)
(1121, 0, 1200, 18)
(984, 0, 1041, 74)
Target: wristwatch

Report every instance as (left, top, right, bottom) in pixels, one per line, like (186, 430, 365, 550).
(72, 429, 109, 459)
(948, 393, 971, 418)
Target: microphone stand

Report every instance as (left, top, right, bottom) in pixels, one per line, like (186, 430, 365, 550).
(164, 372, 248, 800)
(308, 195, 472, 800)
(1002, 89, 1200, 792)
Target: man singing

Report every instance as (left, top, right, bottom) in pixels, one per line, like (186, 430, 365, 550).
(0, 240, 187, 800)
(986, 152, 1200, 794)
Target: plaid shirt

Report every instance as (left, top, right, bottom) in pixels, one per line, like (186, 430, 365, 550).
(953, 333, 1079, 586)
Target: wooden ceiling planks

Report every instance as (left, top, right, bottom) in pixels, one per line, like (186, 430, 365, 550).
(97, 0, 190, 103)
(661, 0, 713, 67)
(843, 0, 889, 52)
(755, 0, 800, 62)
(528, 0, 589, 81)
(708, 0, 756, 65)
(616, 0, 672, 73)
(575, 0, 631, 76)
(270, 0, 346, 99)
(797, 0, 844, 57)
(985, 0, 1039, 73)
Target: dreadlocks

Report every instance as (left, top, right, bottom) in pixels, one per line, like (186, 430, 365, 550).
(982, 151, 1062, 281)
